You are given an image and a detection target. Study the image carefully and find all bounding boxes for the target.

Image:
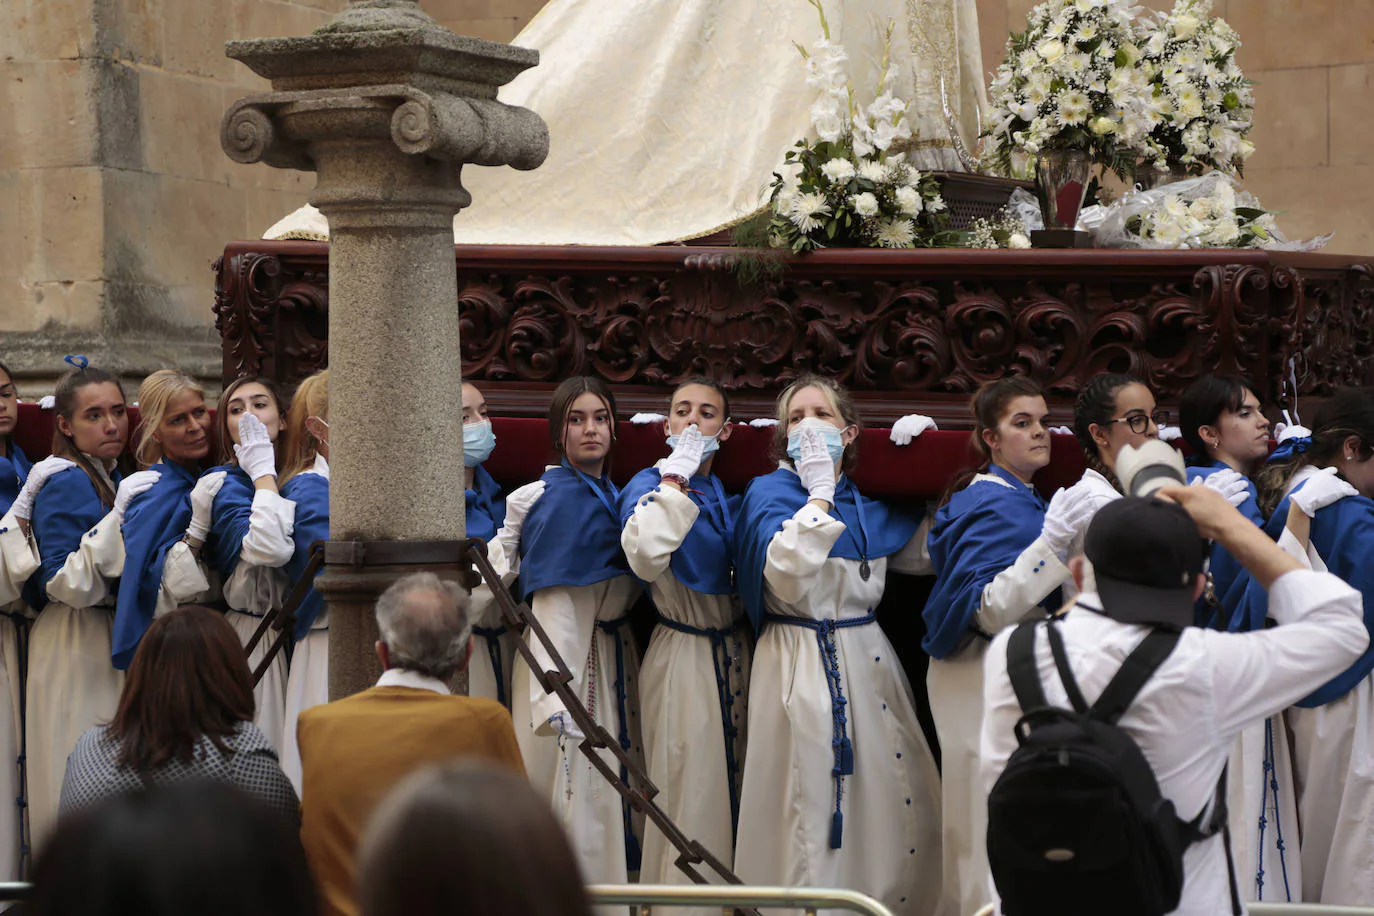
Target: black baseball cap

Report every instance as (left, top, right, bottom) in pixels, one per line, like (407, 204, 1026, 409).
(1083, 497, 1207, 631)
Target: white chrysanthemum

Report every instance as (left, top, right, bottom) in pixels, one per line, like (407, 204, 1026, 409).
(874, 217, 916, 248)
(894, 185, 924, 216)
(849, 191, 880, 217)
(821, 158, 857, 183)
(857, 159, 889, 183)
(788, 192, 831, 233)
(1057, 90, 1092, 125)
(1175, 85, 1205, 121)
(1064, 52, 1092, 77)
(1045, 18, 1070, 40)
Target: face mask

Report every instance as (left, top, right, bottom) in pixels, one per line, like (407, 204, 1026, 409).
(786, 416, 847, 464)
(310, 418, 329, 451)
(665, 430, 722, 457)
(463, 418, 496, 467)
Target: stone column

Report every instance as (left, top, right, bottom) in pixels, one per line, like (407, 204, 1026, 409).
(221, 0, 548, 699)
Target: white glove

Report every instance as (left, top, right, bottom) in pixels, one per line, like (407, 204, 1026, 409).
(233, 414, 277, 480)
(660, 424, 705, 479)
(548, 712, 585, 742)
(889, 413, 937, 446)
(1199, 468, 1251, 508)
(38, 396, 55, 409)
(1158, 425, 1184, 442)
(11, 455, 77, 521)
(795, 427, 836, 507)
(1290, 467, 1358, 517)
(112, 470, 161, 524)
(1050, 426, 1073, 436)
(1041, 484, 1100, 557)
(1275, 422, 1311, 444)
(629, 412, 667, 425)
(748, 418, 778, 428)
(186, 471, 229, 542)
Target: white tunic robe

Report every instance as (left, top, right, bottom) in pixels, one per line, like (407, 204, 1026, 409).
(621, 478, 749, 900)
(466, 584, 518, 708)
(736, 502, 943, 916)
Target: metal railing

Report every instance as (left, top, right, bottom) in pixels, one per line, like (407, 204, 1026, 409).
(971, 902, 1374, 916)
(587, 883, 895, 916)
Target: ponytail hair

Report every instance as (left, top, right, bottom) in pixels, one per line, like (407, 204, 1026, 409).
(50, 366, 130, 509)
(1072, 372, 1145, 494)
(134, 370, 206, 469)
(1256, 386, 1374, 517)
(279, 370, 329, 486)
(939, 376, 1044, 507)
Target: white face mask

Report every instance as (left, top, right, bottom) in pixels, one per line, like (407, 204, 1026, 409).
(665, 430, 722, 456)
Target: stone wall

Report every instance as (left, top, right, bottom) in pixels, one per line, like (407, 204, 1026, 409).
(3, 0, 1370, 399)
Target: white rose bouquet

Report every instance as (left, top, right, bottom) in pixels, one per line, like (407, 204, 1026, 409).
(764, 0, 949, 252)
(1137, 0, 1255, 176)
(983, 0, 1148, 179)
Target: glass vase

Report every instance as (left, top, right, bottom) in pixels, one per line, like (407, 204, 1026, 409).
(1033, 149, 1092, 230)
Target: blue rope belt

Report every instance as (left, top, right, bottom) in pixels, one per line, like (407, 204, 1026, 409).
(764, 610, 876, 850)
(471, 625, 509, 707)
(655, 613, 746, 835)
(1256, 716, 1293, 901)
(596, 615, 641, 872)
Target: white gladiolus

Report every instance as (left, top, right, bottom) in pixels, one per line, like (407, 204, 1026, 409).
(810, 98, 845, 142)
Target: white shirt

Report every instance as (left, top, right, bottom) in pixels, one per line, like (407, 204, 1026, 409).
(980, 570, 1368, 916)
(376, 668, 450, 695)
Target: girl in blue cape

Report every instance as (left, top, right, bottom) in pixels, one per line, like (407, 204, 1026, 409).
(1178, 374, 1300, 903)
(923, 377, 1094, 916)
(618, 377, 747, 893)
(277, 369, 330, 794)
(10, 365, 157, 845)
(0, 360, 32, 875)
(488, 376, 643, 888)
(0, 362, 30, 519)
(1233, 387, 1374, 905)
(189, 377, 297, 750)
(460, 381, 513, 707)
(110, 371, 220, 671)
(731, 375, 941, 916)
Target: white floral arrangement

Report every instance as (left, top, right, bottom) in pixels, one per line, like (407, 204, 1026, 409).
(966, 211, 1033, 249)
(1136, 0, 1254, 176)
(983, 0, 1147, 179)
(764, 0, 949, 252)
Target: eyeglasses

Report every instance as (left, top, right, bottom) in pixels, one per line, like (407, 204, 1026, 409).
(1105, 410, 1170, 435)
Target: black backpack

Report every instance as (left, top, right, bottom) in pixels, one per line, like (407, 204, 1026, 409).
(986, 617, 1239, 916)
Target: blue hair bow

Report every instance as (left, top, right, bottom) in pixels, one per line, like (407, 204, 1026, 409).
(1268, 436, 1311, 463)
(63, 354, 89, 370)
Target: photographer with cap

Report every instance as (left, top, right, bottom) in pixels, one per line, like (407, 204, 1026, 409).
(978, 471, 1367, 916)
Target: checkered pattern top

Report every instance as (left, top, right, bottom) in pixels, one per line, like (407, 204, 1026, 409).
(59, 721, 300, 825)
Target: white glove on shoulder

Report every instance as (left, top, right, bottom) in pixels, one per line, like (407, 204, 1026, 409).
(113, 469, 162, 524)
(233, 414, 277, 481)
(186, 470, 229, 542)
(660, 424, 705, 479)
(748, 418, 778, 428)
(1158, 425, 1184, 443)
(1291, 467, 1358, 517)
(11, 455, 77, 520)
(629, 412, 667, 425)
(795, 427, 836, 507)
(548, 711, 585, 742)
(1200, 467, 1251, 508)
(37, 395, 55, 410)
(889, 414, 937, 446)
(1275, 422, 1311, 444)
(1041, 484, 1100, 558)
(1050, 426, 1073, 436)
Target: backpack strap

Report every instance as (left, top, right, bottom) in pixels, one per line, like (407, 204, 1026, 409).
(1089, 630, 1182, 724)
(1007, 622, 1048, 713)
(1044, 617, 1091, 714)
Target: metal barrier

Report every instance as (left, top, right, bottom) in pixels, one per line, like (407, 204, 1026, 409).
(586, 883, 895, 916)
(0, 882, 29, 902)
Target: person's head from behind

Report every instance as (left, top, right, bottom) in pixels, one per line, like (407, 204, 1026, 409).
(1179, 375, 1269, 471)
(29, 781, 317, 916)
(1073, 497, 1208, 631)
(374, 572, 472, 681)
(357, 763, 590, 916)
(1073, 373, 1164, 487)
(111, 605, 255, 773)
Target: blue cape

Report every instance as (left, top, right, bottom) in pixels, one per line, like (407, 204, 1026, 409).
(466, 465, 507, 543)
(281, 471, 329, 639)
(734, 468, 920, 631)
(518, 462, 629, 595)
(32, 464, 122, 590)
(619, 467, 740, 596)
(205, 464, 258, 581)
(112, 461, 197, 668)
(923, 465, 1049, 658)
(1235, 481, 1374, 706)
(0, 442, 31, 516)
(1185, 461, 1264, 630)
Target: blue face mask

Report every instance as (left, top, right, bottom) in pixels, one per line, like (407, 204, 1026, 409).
(786, 417, 847, 464)
(665, 431, 722, 457)
(463, 419, 496, 468)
